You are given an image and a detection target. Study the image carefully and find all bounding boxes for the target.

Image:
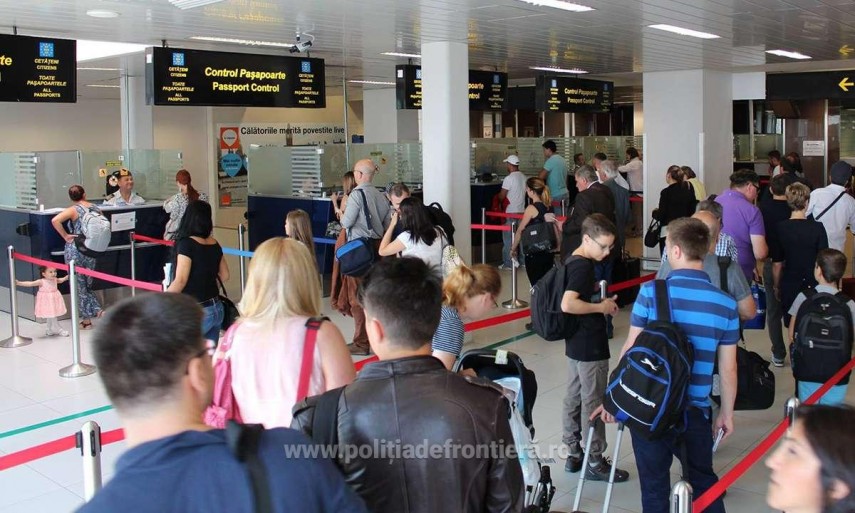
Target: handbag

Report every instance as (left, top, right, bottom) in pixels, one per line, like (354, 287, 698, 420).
(325, 220, 342, 238)
(439, 231, 465, 278)
(520, 221, 556, 255)
(204, 324, 242, 428)
(335, 190, 378, 277)
(218, 277, 240, 331)
(643, 218, 661, 248)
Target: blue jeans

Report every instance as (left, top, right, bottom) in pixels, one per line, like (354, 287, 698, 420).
(201, 301, 225, 344)
(631, 407, 725, 513)
(502, 218, 525, 267)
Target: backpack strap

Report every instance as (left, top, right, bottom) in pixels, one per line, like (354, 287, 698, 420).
(311, 386, 345, 453)
(356, 189, 379, 239)
(225, 421, 273, 513)
(717, 256, 731, 294)
(814, 190, 847, 221)
(297, 317, 328, 403)
(654, 279, 671, 323)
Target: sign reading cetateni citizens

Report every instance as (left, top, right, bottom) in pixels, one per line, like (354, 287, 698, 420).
(767, 71, 855, 100)
(0, 34, 76, 103)
(535, 75, 613, 113)
(146, 47, 325, 108)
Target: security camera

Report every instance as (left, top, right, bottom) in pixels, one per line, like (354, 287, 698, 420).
(289, 40, 312, 54)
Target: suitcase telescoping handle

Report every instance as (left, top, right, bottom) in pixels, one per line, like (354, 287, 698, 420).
(599, 280, 607, 303)
(571, 421, 625, 513)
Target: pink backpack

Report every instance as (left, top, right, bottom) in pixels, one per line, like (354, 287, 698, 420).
(203, 318, 325, 428)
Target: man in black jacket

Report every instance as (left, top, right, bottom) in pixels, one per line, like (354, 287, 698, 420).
(292, 257, 524, 513)
(559, 165, 616, 260)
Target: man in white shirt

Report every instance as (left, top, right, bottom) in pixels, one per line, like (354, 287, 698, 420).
(104, 168, 146, 206)
(618, 148, 643, 193)
(806, 161, 855, 252)
(498, 155, 526, 269)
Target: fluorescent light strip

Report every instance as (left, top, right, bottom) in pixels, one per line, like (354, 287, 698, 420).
(77, 67, 121, 71)
(169, 0, 225, 9)
(190, 36, 292, 48)
(516, 0, 594, 12)
(766, 49, 811, 60)
(381, 52, 421, 58)
(530, 66, 588, 74)
(648, 24, 720, 39)
(87, 84, 121, 88)
(348, 80, 395, 85)
(77, 40, 147, 62)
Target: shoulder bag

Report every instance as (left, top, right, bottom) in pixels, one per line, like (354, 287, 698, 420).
(335, 190, 378, 277)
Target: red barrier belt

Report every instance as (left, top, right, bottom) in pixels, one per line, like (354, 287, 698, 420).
(465, 309, 531, 332)
(607, 273, 655, 293)
(629, 196, 643, 203)
(12, 252, 70, 272)
(101, 428, 125, 445)
(13, 251, 162, 292)
(0, 434, 76, 471)
(484, 211, 568, 222)
(132, 233, 174, 247)
(471, 224, 512, 231)
(693, 356, 855, 512)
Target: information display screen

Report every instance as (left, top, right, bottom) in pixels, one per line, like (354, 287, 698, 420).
(396, 65, 508, 110)
(0, 34, 76, 103)
(147, 47, 326, 108)
(535, 75, 613, 113)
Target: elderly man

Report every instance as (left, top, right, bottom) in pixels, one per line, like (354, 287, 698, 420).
(104, 168, 145, 206)
(340, 159, 391, 355)
(558, 165, 615, 259)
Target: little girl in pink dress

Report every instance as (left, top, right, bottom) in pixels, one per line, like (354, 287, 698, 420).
(17, 266, 70, 337)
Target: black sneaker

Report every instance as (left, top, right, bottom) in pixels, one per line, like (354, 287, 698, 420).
(585, 458, 629, 482)
(525, 322, 533, 331)
(564, 453, 584, 473)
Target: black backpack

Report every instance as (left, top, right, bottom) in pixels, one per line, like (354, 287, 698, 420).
(529, 258, 578, 341)
(792, 287, 854, 385)
(425, 202, 455, 246)
(603, 280, 694, 440)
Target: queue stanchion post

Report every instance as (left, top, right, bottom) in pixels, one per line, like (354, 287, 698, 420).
(670, 480, 693, 513)
(481, 207, 486, 264)
(129, 231, 136, 297)
(238, 223, 247, 292)
(59, 259, 96, 378)
(76, 421, 102, 502)
(1, 246, 33, 348)
(502, 221, 528, 310)
(785, 396, 800, 433)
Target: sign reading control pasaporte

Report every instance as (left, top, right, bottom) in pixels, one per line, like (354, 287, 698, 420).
(0, 34, 76, 103)
(535, 75, 612, 113)
(147, 47, 326, 108)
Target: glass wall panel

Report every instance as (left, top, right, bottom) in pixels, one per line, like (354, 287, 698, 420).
(35, 151, 81, 209)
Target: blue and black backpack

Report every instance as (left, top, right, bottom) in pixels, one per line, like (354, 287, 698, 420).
(603, 280, 694, 440)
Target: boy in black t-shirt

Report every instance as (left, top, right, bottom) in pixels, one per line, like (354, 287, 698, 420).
(560, 213, 629, 483)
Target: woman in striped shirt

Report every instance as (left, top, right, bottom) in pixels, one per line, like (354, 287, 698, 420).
(431, 264, 501, 370)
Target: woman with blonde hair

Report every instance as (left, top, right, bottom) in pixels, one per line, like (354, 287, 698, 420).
(510, 176, 555, 287)
(220, 237, 355, 428)
(431, 264, 502, 369)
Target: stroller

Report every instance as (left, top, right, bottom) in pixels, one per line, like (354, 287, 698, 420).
(454, 349, 555, 513)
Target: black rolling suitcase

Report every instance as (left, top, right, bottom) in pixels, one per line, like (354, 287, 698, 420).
(611, 252, 641, 308)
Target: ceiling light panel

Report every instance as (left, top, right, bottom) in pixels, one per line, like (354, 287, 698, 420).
(190, 36, 291, 48)
(168, 0, 226, 9)
(516, 0, 594, 12)
(348, 80, 395, 85)
(648, 24, 720, 39)
(77, 40, 147, 62)
(766, 49, 811, 60)
(530, 66, 588, 74)
(381, 52, 422, 58)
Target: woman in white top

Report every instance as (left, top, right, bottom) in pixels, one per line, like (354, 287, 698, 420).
(219, 237, 355, 428)
(379, 197, 444, 274)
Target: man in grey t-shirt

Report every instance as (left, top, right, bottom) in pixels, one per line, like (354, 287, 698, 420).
(658, 210, 756, 321)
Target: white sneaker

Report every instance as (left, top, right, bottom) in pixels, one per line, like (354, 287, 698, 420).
(58, 329, 70, 337)
(45, 330, 55, 337)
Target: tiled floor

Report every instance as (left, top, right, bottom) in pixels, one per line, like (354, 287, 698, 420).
(0, 260, 845, 513)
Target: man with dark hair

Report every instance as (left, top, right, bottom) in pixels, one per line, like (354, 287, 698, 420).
(807, 161, 855, 252)
(598, 217, 739, 513)
(558, 165, 615, 259)
(768, 150, 783, 177)
(716, 169, 767, 280)
(541, 140, 569, 215)
(104, 168, 145, 206)
(759, 174, 795, 366)
(79, 293, 366, 513)
(560, 213, 629, 482)
(292, 257, 524, 513)
(341, 159, 391, 355)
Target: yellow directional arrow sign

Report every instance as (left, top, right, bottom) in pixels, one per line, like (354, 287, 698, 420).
(841, 77, 855, 92)
(841, 45, 854, 56)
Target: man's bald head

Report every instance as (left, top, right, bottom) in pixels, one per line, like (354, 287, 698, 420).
(353, 159, 377, 184)
(692, 210, 720, 254)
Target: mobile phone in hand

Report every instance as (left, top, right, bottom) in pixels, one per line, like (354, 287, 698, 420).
(712, 428, 725, 453)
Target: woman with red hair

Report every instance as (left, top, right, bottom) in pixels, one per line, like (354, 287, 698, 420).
(164, 169, 208, 240)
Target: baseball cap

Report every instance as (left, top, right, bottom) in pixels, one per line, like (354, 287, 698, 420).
(830, 161, 853, 185)
(503, 155, 520, 166)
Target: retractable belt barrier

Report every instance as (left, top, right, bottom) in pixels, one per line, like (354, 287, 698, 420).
(12, 252, 162, 293)
(485, 211, 568, 223)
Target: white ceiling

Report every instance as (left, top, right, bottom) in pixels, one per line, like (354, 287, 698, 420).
(3, 0, 855, 100)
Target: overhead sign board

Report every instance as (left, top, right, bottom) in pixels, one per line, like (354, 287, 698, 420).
(395, 65, 508, 110)
(146, 47, 326, 108)
(535, 75, 613, 113)
(0, 34, 76, 103)
(767, 71, 855, 100)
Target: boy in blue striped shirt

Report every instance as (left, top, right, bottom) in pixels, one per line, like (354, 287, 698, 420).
(597, 217, 739, 513)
